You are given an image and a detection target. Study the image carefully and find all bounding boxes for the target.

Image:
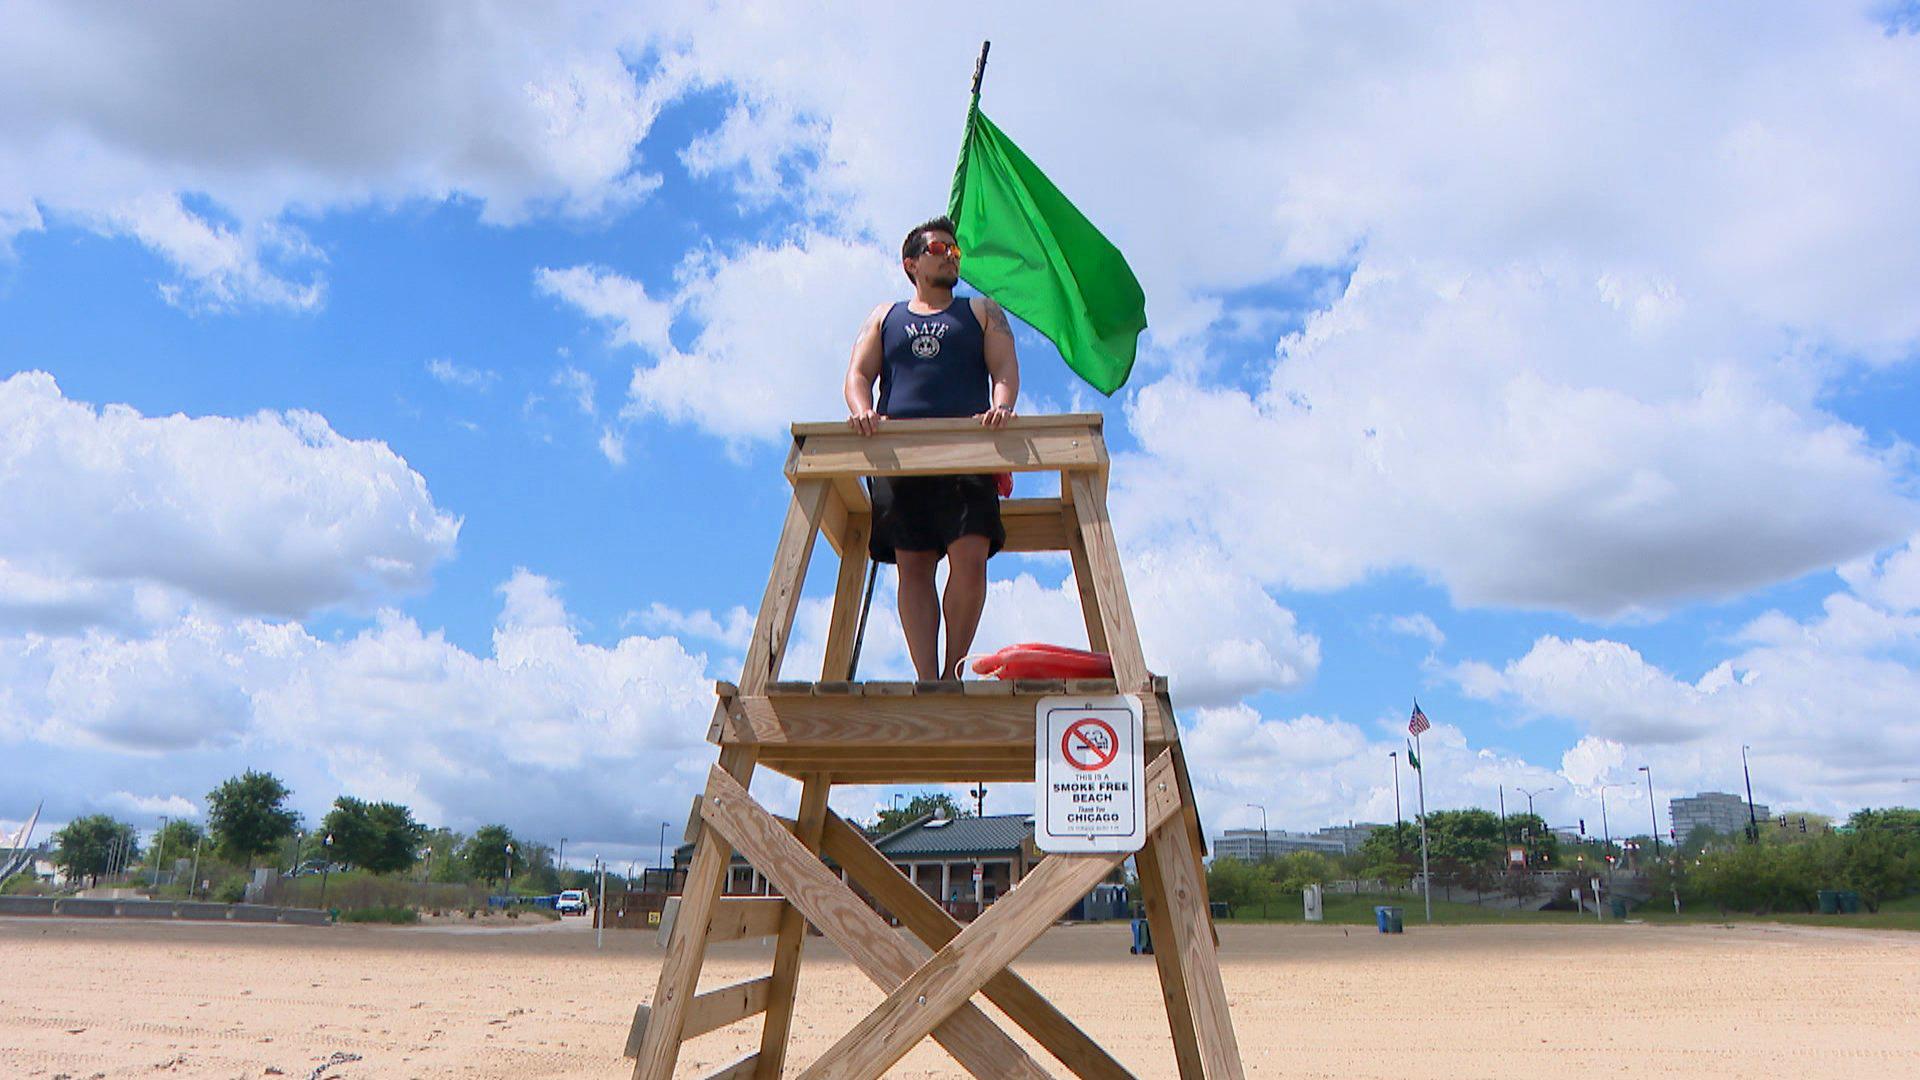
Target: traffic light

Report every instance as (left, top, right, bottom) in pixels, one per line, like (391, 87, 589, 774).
(1578, 818, 1586, 836)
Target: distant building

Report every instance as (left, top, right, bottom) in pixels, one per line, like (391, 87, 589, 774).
(1316, 823, 1386, 852)
(673, 812, 1125, 920)
(1670, 792, 1770, 842)
(1213, 828, 1345, 861)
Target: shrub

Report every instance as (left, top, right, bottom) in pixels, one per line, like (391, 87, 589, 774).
(339, 905, 420, 924)
(214, 876, 250, 903)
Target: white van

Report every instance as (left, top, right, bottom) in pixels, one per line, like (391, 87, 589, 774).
(557, 889, 589, 915)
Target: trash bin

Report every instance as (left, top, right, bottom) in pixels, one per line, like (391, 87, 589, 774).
(1374, 905, 1391, 933)
(1386, 906, 1404, 933)
(1130, 917, 1153, 955)
(1839, 891, 1862, 914)
(1817, 889, 1840, 915)
(1609, 898, 1628, 919)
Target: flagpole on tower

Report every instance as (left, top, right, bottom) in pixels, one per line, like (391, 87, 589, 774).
(971, 41, 990, 100)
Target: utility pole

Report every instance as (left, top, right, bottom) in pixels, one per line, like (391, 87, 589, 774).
(1741, 745, 1759, 843)
(1498, 785, 1506, 841)
(558, 837, 568, 879)
(1638, 765, 1660, 857)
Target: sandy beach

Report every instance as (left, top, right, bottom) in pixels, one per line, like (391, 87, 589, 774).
(3, 915, 1916, 1079)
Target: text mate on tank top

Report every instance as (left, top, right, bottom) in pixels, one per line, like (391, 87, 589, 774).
(844, 215, 1022, 679)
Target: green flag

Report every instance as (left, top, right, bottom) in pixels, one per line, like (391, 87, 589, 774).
(1406, 741, 1421, 772)
(948, 101, 1146, 395)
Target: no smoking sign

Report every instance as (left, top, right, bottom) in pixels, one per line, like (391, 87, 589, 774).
(1036, 696, 1145, 853)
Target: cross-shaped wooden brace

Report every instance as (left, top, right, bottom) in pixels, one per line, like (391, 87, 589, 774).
(696, 750, 1188, 1080)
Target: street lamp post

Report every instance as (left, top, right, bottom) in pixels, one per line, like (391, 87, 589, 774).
(151, 815, 170, 889)
(1638, 766, 1660, 857)
(657, 821, 670, 891)
(1245, 803, 1269, 917)
(558, 837, 568, 880)
(1514, 786, 1554, 819)
(1741, 745, 1759, 843)
(1389, 752, 1402, 828)
(505, 843, 515, 891)
(319, 833, 335, 910)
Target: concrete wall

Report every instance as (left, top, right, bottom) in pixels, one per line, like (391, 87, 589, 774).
(0, 895, 328, 925)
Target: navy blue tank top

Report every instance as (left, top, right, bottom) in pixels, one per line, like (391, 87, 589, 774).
(877, 299, 988, 419)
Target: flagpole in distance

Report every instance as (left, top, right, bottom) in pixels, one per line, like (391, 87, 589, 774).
(1415, 731, 1431, 923)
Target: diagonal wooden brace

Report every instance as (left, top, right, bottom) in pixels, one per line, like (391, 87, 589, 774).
(819, 812, 1137, 1080)
(800, 751, 1183, 1080)
(697, 765, 1052, 1080)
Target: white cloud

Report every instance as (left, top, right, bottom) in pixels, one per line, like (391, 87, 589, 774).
(553, 366, 597, 417)
(0, 3, 676, 307)
(1387, 613, 1446, 649)
(535, 265, 675, 356)
(1, 570, 724, 845)
(426, 358, 497, 391)
(105, 792, 199, 821)
(1451, 573, 1920, 818)
(0, 373, 460, 624)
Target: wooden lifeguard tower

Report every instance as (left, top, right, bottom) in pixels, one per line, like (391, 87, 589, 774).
(628, 414, 1244, 1080)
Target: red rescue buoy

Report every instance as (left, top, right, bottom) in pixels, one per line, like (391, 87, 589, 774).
(969, 642, 1114, 680)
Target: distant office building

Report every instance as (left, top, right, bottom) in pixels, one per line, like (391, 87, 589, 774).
(1316, 823, 1385, 852)
(1670, 792, 1770, 842)
(1213, 828, 1346, 861)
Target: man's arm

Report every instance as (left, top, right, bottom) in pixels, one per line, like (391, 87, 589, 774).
(845, 302, 889, 436)
(974, 297, 1020, 429)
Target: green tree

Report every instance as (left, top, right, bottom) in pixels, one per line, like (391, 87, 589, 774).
(463, 824, 518, 885)
(1203, 857, 1272, 916)
(52, 815, 136, 882)
(320, 797, 427, 875)
(1275, 851, 1332, 894)
(207, 771, 300, 868)
(870, 793, 969, 836)
(1840, 830, 1917, 913)
(153, 819, 205, 860)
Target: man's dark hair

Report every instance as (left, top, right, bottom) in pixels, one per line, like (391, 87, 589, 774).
(901, 215, 957, 283)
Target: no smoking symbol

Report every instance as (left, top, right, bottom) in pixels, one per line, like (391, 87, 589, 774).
(1061, 718, 1119, 771)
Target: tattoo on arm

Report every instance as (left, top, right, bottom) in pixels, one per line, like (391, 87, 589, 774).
(985, 301, 1011, 336)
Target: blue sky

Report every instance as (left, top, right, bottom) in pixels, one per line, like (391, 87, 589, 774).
(4, 4, 1920, 867)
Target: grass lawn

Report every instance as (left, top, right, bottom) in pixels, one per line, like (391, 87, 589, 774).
(1632, 892, 1920, 931)
(1218, 890, 1920, 930)
(1218, 891, 1592, 926)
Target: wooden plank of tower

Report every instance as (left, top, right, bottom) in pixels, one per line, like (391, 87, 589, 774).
(634, 479, 829, 1080)
(1061, 497, 1110, 653)
(699, 766, 1052, 1080)
(800, 752, 1181, 1080)
(1144, 821, 1245, 1080)
(820, 506, 870, 680)
(1134, 834, 1205, 1080)
(1064, 470, 1148, 692)
(754, 774, 831, 1079)
(817, 812, 1135, 1080)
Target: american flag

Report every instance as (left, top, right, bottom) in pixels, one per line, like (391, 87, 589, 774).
(1408, 701, 1431, 736)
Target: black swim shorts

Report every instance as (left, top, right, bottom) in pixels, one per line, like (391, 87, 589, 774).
(867, 474, 1006, 564)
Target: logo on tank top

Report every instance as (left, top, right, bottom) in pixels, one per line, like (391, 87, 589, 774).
(905, 320, 949, 359)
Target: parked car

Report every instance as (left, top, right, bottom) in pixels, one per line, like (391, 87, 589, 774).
(556, 889, 589, 915)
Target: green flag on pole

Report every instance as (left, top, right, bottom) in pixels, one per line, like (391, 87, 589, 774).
(1406, 740, 1421, 772)
(947, 82, 1146, 395)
